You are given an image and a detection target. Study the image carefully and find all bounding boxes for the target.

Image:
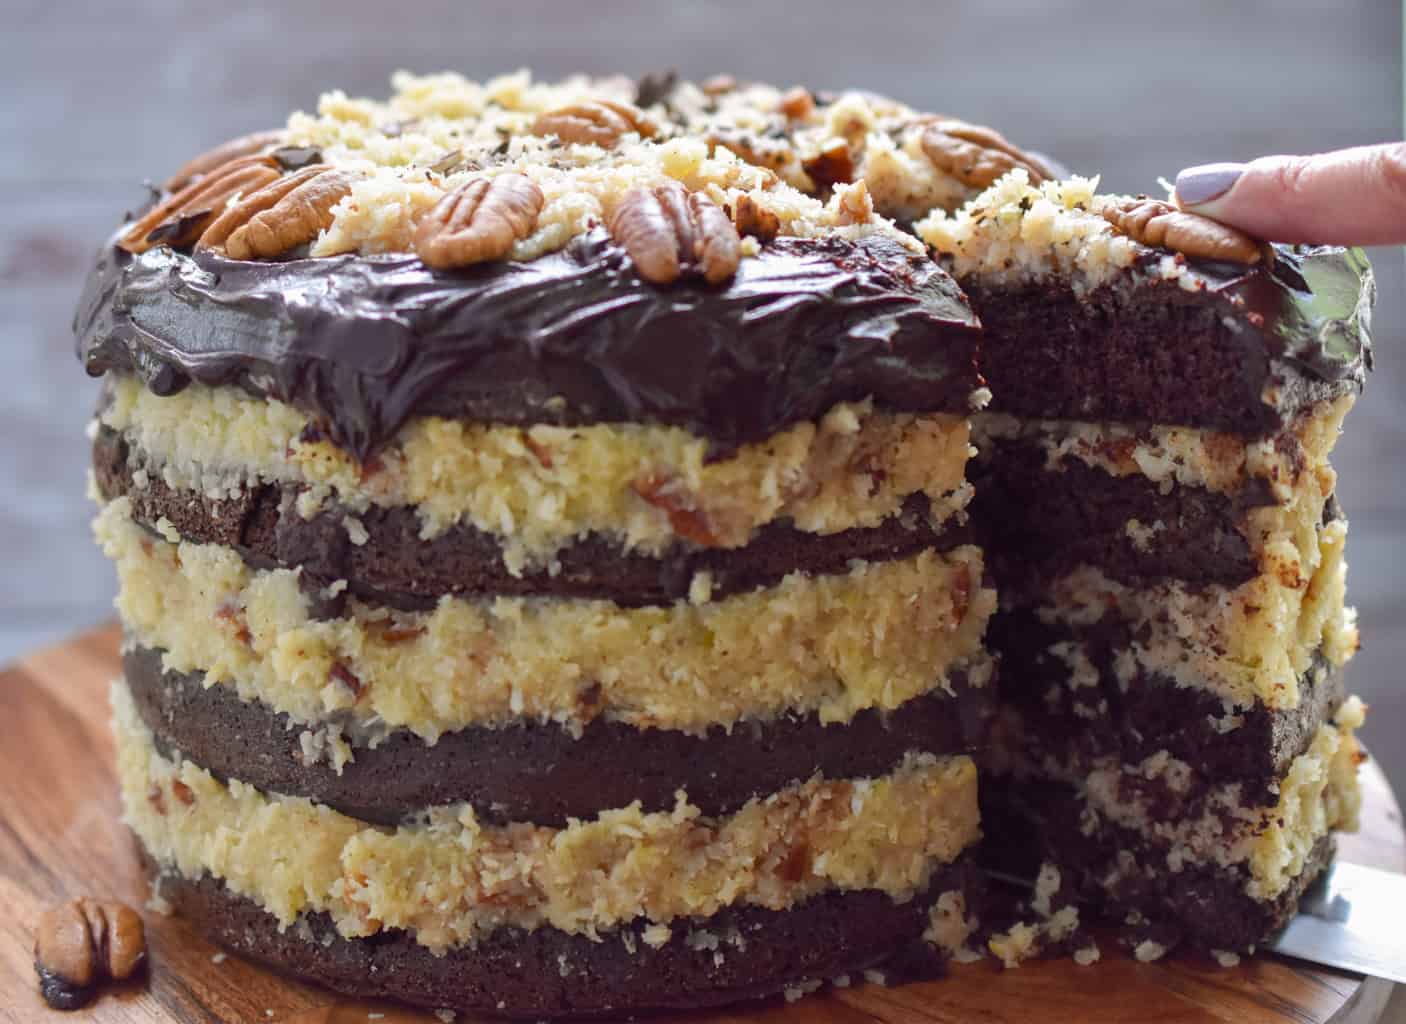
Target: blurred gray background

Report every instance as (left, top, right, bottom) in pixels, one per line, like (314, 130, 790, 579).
(2, 1, 1402, 793)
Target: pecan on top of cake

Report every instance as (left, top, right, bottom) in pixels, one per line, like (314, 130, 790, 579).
(119, 70, 1020, 268)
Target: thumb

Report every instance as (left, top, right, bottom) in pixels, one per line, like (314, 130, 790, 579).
(1173, 143, 1406, 246)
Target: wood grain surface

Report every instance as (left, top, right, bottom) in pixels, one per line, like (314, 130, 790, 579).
(1, 0, 1403, 806)
(1, 625, 1402, 1024)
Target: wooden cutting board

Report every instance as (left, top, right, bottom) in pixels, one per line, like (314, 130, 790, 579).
(1, 625, 1402, 1024)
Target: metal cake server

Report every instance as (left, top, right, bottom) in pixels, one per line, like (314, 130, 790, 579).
(1271, 860, 1406, 984)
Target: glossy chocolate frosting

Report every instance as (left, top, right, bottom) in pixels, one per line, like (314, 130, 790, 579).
(76, 228, 982, 460)
(1167, 243, 1375, 389)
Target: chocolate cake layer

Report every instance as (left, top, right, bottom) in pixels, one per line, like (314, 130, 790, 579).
(987, 610, 1342, 801)
(962, 243, 1372, 436)
(142, 850, 975, 1019)
(77, 229, 982, 461)
(969, 440, 1270, 588)
(125, 646, 994, 827)
(980, 779, 1335, 952)
(94, 427, 971, 610)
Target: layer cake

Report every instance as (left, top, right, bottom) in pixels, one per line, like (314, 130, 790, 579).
(74, 71, 1374, 1015)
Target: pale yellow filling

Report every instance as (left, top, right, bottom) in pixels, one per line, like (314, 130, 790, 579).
(973, 395, 1348, 499)
(101, 377, 973, 572)
(1035, 515, 1356, 711)
(115, 681, 980, 953)
(97, 497, 994, 740)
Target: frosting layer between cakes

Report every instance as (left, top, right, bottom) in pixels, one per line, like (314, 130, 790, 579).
(115, 680, 979, 952)
(96, 496, 993, 739)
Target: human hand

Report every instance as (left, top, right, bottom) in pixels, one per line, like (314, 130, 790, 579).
(1174, 143, 1406, 246)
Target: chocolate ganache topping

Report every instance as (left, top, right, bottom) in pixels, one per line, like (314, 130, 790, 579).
(1236, 244, 1375, 386)
(1129, 242, 1376, 390)
(76, 229, 982, 460)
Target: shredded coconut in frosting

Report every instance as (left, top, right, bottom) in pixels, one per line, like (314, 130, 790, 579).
(277, 70, 983, 262)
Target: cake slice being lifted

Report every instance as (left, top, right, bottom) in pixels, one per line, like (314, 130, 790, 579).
(920, 172, 1371, 957)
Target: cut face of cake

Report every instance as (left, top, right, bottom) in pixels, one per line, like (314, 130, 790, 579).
(924, 173, 1371, 957)
(76, 70, 1374, 1016)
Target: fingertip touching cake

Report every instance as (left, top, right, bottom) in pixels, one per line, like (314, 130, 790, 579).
(75, 70, 1374, 1016)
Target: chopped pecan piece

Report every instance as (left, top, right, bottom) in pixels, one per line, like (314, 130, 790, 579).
(834, 180, 873, 225)
(709, 130, 792, 172)
(164, 129, 285, 192)
(198, 164, 357, 260)
(701, 74, 738, 96)
(804, 140, 855, 191)
(428, 148, 468, 175)
(523, 435, 555, 468)
(531, 100, 655, 147)
(950, 564, 973, 627)
(635, 70, 678, 108)
(733, 193, 780, 242)
(778, 843, 812, 883)
(376, 622, 426, 645)
(609, 181, 741, 285)
(1103, 197, 1262, 265)
(575, 682, 605, 723)
(414, 172, 544, 269)
(119, 154, 281, 254)
(778, 86, 815, 120)
(330, 662, 365, 700)
(920, 119, 1054, 188)
(34, 898, 146, 1010)
(631, 474, 718, 545)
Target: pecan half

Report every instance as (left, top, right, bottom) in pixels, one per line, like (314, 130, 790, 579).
(1103, 197, 1262, 265)
(610, 181, 741, 285)
(119, 154, 281, 254)
(198, 165, 357, 259)
(164, 129, 285, 192)
(531, 100, 655, 148)
(920, 119, 1054, 188)
(34, 898, 146, 1010)
(414, 172, 545, 268)
(733, 193, 780, 242)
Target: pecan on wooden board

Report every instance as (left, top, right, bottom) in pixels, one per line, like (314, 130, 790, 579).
(33, 898, 146, 1010)
(1103, 197, 1263, 265)
(920, 119, 1055, 188)
(531, 100, 656, 148)
(118, 154, 281, 254)
(414, 172, 545, 268)
(610, 181, 741, 285)
(198, 165, 357, 260)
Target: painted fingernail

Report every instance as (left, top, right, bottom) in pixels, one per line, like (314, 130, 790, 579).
(1174, 163, 1245, 206)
